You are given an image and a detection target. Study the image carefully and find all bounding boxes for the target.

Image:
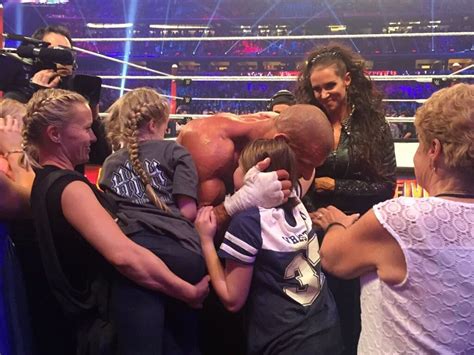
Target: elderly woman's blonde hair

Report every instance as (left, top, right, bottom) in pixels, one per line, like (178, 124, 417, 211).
(22, 88, 88, 167)
(415, 83, 474, 176)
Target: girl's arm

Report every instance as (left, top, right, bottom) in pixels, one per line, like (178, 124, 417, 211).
(62, 180, 210, 308)
(195, 206, 253, 312)
(175, 194, 197, 221)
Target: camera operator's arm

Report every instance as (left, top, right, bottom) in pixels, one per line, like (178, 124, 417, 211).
(30, 69, 61, 88)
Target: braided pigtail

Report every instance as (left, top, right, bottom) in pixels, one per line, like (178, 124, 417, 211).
(20, 119, 37, 169)
(104, 87, 172, 212)
(124, 108, 171, 212)
(104, 99, 125, 151)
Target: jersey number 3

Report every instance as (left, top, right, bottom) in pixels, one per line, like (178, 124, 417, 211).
(283, 235, 321, 306)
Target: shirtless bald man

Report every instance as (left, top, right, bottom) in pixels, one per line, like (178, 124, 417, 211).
(177, 104, 333, 206)
(178, 104, 333, 355)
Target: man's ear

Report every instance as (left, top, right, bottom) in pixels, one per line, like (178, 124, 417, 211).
(46, 125, 61, 143)
(273, 133, 289, 142)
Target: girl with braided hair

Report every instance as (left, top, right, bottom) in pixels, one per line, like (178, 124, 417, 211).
(99, 87, 206, 354)
(25, 88, 209, 355)
(295, 44, 397, 354)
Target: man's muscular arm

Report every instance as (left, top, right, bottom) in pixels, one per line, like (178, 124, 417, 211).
(198, 178, 228, 207)
(177, 115, 240, 206)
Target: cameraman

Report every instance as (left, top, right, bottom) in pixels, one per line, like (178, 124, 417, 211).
(29, 25, 75, 90)
(0, 25, 74, 103)
(3, 25, 110, 165)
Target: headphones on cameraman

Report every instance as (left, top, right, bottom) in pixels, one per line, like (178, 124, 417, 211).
(267, 90, 296, 111)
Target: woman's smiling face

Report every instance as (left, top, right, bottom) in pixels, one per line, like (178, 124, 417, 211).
(310, 64, 351, 115)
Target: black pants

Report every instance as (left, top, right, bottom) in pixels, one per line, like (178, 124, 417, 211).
(199, 289, 246, 355)
(112, 231, 206, 355)
(325, 275, 361, 355)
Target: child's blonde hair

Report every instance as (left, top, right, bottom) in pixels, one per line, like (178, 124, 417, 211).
(105, 87, 171, 211)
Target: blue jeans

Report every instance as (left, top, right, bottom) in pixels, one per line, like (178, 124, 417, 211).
(112, 230, 205, 355)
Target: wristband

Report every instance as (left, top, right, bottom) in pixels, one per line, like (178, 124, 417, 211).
(223, 167, 284, 216)
(325, 222, 347, 233)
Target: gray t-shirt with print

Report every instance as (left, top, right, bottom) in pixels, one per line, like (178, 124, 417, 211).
(99, 140, 201, 255)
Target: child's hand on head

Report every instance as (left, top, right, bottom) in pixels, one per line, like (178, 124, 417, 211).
(195, 206, 217, 242)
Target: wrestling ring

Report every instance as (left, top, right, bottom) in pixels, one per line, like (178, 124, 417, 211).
(4, 25, 474, 196)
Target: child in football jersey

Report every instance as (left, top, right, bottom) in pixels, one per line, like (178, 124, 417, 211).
(195, 138, 343, 355)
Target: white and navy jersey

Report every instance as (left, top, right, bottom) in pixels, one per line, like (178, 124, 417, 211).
(218, 200, 342, 355)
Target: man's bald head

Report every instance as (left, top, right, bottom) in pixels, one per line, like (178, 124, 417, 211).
(274, 104, 333, 179)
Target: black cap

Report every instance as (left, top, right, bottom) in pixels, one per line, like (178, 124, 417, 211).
(267, 90, 296, 111)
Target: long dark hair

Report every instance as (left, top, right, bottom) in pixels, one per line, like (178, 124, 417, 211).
(294, 43, 388, 173)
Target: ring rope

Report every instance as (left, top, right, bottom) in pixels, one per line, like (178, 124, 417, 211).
(72, 31, 474, 42)
(99, 85, 429, 104)
(74, 46, 172, 76)
(98, 74, 474, 81)
(98, 112, 416, 123)
(188, 97, 428, 103)
(179, 116, 417, 123)
(101, 84, 133, 92)
(101, 84, 183, 99)
(449, 63, 473, 76)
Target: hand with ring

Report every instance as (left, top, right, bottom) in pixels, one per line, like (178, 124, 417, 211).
(310, 211, 325, 227)
(310, 206, 359, 231)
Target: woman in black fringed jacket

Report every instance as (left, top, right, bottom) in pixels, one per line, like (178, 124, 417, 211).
(295, 43, 397, 355)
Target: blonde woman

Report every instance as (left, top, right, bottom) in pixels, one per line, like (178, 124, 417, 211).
(24, 88, 210, 355)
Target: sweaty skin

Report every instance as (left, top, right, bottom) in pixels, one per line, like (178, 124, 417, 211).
(177, 113, 276, 206)
(177, 106, 333, 207)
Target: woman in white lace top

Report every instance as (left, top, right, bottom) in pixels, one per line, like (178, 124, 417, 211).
(314, 83, 474, 354)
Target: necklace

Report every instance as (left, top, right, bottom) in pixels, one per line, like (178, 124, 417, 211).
(434, 192, 474, 199)
(341, 105, 355, 134)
